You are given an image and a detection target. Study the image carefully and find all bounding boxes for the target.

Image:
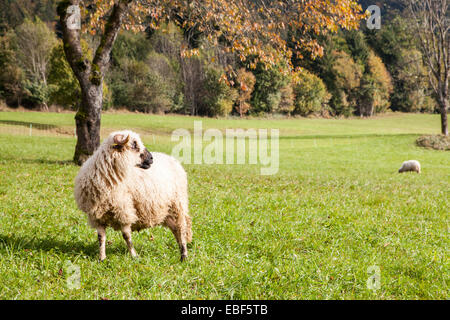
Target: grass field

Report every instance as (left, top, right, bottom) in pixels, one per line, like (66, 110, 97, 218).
(0, 110, 448, 299)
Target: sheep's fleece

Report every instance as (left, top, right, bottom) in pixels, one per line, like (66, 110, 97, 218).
(74, 130, 192, 261)
(398, 160, 421, 174)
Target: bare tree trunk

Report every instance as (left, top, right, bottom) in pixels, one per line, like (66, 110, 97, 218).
(74, 83, 103, 164)
(408, 0, 449, 136)
(58, 0, 131, 164)
(440, 97, 449, 135)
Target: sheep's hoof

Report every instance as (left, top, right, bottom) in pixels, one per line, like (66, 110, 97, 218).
(99, 256, 106, 262)
(180, 254, 187, 262)
(130, 252, 139, 259)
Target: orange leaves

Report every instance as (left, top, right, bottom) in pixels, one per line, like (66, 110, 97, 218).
(83, 0, 116, 35)
(236, 67, 256, 116)
(180, 43, 200, 58)
(79, 0, 365, 81)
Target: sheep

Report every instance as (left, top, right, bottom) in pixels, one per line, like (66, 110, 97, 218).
(74, 130, 192, 262)
(398, 160, 421, 174)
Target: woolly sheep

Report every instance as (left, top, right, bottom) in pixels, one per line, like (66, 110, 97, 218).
(74, 130, 192, 262)
(398, 160, 421, 174)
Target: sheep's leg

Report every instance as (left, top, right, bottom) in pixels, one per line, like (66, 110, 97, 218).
(165, 216, 188, 262)
(97, 226, 106, 261)
(185, 214, 193, 244)
(121, 225, 137, 258)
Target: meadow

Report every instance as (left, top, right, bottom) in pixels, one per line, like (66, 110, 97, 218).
(0, 110, 448, 299)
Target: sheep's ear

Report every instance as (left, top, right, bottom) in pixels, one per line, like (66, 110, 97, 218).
(112, 134, 130, 150)
(113, 134, 130, 145)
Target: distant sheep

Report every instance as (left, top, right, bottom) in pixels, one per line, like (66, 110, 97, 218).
(398, 160, 421, 174)
(74, 130, 192, 262)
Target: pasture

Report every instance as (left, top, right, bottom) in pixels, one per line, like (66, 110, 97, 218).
(0, 111, 448, 299)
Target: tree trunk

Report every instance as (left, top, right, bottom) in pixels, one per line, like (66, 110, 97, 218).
(74, 83, 103, 164)
(58, 0, 130, 164)
(440, 98, 448, 136)
(408, 0, 449, 136)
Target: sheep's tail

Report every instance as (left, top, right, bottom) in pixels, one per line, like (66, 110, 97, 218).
(185, 214, 193, 243)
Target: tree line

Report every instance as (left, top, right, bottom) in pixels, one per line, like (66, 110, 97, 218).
(0, 0, 437, 118)
(0, 0, 447, 163)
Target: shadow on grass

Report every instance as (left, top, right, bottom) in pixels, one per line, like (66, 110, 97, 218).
(0, 120, 58, 130)
(0, 157, 76, 166)
(280, 133, 422, 140)
(22, 158, 76, 166)
(0, 234, 128, 259)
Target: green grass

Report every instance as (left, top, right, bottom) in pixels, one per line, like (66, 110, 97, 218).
(0, 111, 448, 299)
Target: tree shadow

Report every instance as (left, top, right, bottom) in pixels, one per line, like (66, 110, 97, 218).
(280, 133, 422, 140)
(0, 120, 58, 130)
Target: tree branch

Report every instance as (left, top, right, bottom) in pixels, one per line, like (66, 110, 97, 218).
(92, 0, 132, 78)
(58, 0, 90, 83)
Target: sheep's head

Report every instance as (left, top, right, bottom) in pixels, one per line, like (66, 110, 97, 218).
(109, 131, 153, 170)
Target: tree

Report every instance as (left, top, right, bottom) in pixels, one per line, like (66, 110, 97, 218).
(396, 49, 436, 113)
(13, 18, 56, 87)
(198, 66, 238, 117)
(277, 82, 295, 115)
(110, 58, 174, 113)
(332, 50, 363, 116)
(108, 29, 184, 113)
(250, 62, 291, 114)
(236, 68, 255, 117)
(292, 69, 330, 116)
(58, 0, 365, 164)
(11, 18, 57, 110)
(0, 0, 58, 32)
(408, 0, 449, 135)
(359, 51, 393, 117)
(48, 39, 112, 110)
(48, 41, 84, 109)
(0, 35, 24, 106)
(366, 16, 436, 113)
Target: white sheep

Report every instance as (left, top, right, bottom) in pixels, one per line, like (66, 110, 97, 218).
(74, 130, 192, 261)
(398, 160, 421, 174)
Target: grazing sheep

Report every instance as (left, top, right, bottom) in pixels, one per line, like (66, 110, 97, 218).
(398, 160, 421, 174)
(74, 130, 192, 262)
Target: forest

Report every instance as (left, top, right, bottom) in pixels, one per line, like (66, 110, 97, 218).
(0, 0, 439, 118)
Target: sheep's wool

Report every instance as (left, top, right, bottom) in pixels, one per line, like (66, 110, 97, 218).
(74, 130, 192, 253)
(398, 160, 421, 174)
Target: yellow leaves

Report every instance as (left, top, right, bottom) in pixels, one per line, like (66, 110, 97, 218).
(180, 47, 200, 58)
(290, 68, 305, 85)
(78, 0, 365, 81)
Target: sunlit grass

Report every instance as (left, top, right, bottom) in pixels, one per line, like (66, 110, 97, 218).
(0, 111, 448, 299)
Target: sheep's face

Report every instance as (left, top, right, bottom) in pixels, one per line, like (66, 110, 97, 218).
(110, 131, 153, 170)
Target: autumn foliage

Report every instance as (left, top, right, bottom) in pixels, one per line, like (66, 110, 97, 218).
(82, 0, 365, 79)
(236, 68, 256, 117)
